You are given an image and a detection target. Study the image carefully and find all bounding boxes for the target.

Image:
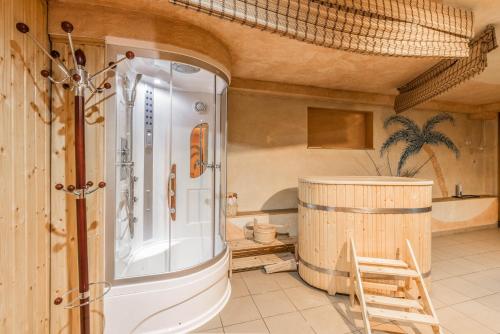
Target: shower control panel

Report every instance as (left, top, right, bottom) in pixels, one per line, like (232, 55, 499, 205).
(144, 89, 154, 149)
(143, 87, 154, 240)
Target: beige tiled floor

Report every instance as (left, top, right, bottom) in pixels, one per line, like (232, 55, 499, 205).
(193, 228, 500, 334)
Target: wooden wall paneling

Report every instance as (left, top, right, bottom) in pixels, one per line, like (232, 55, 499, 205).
(34, 0, 51, 330)
(25, 0, 36, 330)
(49, 40, 106, 334)
(13, 0, 28, 330)
(50, 41, 76, 332)
(0, 0, 50, 333)
(86, 44, 106, 334)
(0, 1, 14, 332)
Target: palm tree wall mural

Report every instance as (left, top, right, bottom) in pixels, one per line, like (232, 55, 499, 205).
(380, 113, 460, 197)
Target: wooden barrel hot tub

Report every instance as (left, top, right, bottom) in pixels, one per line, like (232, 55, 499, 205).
(297, 176, 433, 295)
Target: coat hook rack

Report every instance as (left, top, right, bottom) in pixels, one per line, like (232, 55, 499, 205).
(16, 21, 134, 334)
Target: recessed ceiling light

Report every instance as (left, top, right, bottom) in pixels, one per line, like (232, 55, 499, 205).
(154, 78, 161, 84)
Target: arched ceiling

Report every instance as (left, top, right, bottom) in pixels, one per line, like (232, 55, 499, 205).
(50, 0, 500, 105)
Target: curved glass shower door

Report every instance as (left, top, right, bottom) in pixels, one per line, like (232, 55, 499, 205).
(169, 64, 216, 271)
(107, 47, 228, 283)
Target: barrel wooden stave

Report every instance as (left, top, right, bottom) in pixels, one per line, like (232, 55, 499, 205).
(298, 180, 432, 295)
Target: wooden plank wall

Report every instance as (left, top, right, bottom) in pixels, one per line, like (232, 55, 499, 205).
(50, 38, 106, 333)
(0, 0, 51, 333)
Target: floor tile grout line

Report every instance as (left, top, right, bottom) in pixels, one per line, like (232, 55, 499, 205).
(223, 233, 500, 334)
(431, 263, 500, 283)
(248, 292, 271, 333)
(447, 299, 500, 333)
(296, 303, 355, 334)
(437, 306, 498, 334)
(294, 302, 317, 333)
(265, 271, 309, 331)
(430, 283, 499, 306)
(285, 279, 363, 333)
(248, 271, 331, 333)
(230, 270, 300, 332)
(432, 280, 497, 300)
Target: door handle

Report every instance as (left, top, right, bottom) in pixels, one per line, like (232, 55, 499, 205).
(167, 164, 176, 221)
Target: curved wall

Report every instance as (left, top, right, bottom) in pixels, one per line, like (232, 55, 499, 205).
(48, 1, 232, 78)
(432, 197, 498, 233)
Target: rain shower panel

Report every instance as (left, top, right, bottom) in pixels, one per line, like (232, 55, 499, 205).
(143, 86, 154, 240)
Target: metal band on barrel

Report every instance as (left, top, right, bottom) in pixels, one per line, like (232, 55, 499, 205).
(298, 255, 349, 276)
(298, 200, 431, 214)
(298, 256, 431, 278)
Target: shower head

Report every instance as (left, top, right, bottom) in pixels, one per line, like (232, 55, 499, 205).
(130, 74, 142, 104)
(133, 74, 142, 88)
(172, 62, 200, 74)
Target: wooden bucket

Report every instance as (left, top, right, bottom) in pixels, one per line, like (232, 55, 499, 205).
(253, 222, 277, 244)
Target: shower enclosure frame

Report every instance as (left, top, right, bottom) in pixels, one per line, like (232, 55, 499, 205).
(104, 44, 229, 286)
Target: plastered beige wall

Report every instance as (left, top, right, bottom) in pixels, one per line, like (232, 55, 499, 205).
(227, 89, 498, 211)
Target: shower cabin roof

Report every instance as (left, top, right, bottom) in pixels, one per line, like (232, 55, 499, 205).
(118, 56, 225, 93)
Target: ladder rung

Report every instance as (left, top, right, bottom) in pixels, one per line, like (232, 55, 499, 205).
(358, 256, 408, 268)
(367, 307, 439, 325)
(363, 281, 399, 292)
(359, 265, 419, 278)
(365, 294, 423, 310)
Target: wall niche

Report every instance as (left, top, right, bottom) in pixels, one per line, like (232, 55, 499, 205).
(307, 107, 373, 149)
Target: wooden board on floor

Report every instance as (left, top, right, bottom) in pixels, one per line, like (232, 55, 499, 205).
(227, 221, 246, 241)
(232, 252, 295, 272)
(229, 236, 296, 258)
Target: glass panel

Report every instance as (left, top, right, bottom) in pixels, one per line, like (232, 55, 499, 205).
(170, 63, 216, 271)
(114, 55, 172, 279)
(110, 50, 228, 283)
(215, 79, 228, 256)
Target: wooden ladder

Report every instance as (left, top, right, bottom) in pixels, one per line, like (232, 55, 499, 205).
(349, 238, 442, 334)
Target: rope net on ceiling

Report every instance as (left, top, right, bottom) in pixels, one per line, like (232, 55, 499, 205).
(395, 25, 497, 113)
(170, 0, 474, 57)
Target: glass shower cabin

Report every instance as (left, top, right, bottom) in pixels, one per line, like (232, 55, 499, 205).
(105, 46, 230, 333)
